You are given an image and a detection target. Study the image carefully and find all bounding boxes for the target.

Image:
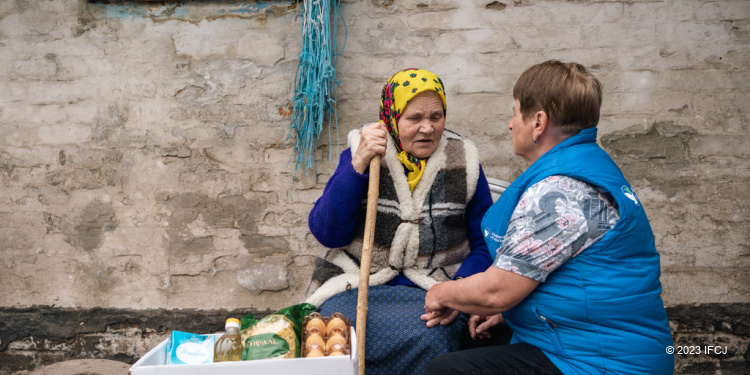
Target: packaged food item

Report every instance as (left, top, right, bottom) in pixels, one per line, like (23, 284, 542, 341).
(166, 331, 215, 365)
(301, 312, 352, 358)
(239, 303, 316, 360)
(214, 318, 243, 362)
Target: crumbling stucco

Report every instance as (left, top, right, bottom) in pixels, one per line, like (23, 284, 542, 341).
(1, 0, 748, 307)
(0, 3, 748, 373)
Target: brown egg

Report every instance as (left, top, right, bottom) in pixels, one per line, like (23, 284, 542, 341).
(306, 348, 325, 358)
(328, 350, 346, 356)
(305, 333, 325, 351)
(326, 317, 347, 336)
(325, 333, 347, 353)
(306, 317, 326, 335)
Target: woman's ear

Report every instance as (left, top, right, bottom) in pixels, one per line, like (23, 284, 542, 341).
(533, 110, 549, 139)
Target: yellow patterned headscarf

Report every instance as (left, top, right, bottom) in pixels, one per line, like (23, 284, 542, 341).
(379, 68, 446, 191)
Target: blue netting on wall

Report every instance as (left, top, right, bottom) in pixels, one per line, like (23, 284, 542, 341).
(288, 0, 346, 182)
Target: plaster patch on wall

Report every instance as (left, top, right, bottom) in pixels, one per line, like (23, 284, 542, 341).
(95, 104, 129, 143)
(236, 255, 292, 293)
(239, 233, 290, 257)
(156, 192, 269, 255)
(601, 122, 699, 198)
(87, 1, 296, 23)
(63, 202, 118, 252)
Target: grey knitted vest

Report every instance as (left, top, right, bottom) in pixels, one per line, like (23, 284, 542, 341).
(305, 128, 480, 306)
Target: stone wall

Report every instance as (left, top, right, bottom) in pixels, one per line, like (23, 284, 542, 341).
(1, 0, 748, 373)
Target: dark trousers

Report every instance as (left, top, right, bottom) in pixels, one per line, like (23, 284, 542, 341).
(424, 323, 564, 375)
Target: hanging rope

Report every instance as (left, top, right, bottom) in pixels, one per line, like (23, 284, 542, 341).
(288, 0, 346, 182)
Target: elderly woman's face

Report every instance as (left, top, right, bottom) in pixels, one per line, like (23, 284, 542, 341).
(397, 91, 445, 159)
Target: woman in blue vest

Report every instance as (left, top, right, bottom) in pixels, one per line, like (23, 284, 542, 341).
(303, 68, 495, 374)
(422, 60, 674, 374)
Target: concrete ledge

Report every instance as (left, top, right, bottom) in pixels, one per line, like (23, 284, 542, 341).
(1, 304, 748, 374)
(667, 303, 750, 374)
(29, 359, 129, 375)
(0, 306, 270, 374)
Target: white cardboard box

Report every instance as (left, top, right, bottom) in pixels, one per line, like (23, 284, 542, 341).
(129, 327, 357, 375)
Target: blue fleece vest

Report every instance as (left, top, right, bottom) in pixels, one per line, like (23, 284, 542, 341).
(482, 128, 674, 374)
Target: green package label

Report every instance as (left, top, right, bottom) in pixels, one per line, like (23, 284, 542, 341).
(241, 333, 290, 360)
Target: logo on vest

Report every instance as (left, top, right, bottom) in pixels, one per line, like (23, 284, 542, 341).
(622, 185, 639, 206)
(483, 227, 504, 245)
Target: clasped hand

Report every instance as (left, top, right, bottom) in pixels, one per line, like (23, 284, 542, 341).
(420, 308, 459, 327)
(421, 282, 459, 327)
(422, 282, 505, 340)
(351, 122, 387, 174)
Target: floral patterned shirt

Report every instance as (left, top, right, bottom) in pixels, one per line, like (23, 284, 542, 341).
(492, 175, 620, 282)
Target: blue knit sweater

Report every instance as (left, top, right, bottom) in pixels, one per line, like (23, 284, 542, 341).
(309, 148, 494, 286)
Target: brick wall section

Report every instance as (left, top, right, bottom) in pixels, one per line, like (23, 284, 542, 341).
(0, 0, 748, 373)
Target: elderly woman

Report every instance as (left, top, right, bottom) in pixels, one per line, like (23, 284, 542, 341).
(304, 68, 494, 374)
(422, 61, 674, 375)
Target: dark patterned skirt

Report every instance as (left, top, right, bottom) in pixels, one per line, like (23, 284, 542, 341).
(319, 285, 466, 375)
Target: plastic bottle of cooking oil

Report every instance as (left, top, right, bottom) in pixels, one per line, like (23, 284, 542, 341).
(214, 318, 242, 362)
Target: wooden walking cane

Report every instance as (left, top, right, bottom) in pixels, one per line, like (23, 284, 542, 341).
(356, 155, 380, 375)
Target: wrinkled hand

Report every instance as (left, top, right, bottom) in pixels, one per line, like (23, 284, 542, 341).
(352, 122, 387, 174)
(423, 281, 444, 313)
(420, 308, 459, 328)
(422, 282, 455, 327)
(468, 313, 505, 340)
